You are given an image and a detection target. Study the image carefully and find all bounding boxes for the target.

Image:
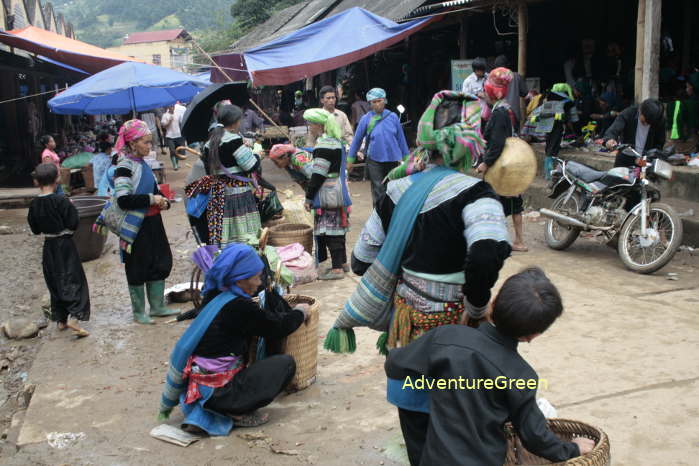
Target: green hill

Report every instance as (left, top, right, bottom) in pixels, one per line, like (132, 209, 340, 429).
(51, 0, 234, 48)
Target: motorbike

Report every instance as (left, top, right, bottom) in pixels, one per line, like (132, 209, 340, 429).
(540, 145, 683, 274)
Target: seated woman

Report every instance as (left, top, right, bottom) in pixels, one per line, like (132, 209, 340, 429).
(159, 243, 309, 435)
(268, 143, 313, 190)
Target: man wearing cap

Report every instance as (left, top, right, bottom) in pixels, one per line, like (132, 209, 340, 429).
(603, 98, 666, 167)
(306, 86, 354, 148)
(348, 88, 410, 206)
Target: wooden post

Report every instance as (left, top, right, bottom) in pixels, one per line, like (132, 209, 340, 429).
(681, 0, 692, 73)
(517, 1, 527, 131)
(642, 0, 662, 100)
(634, 0, 645, 103)
(459, 14, 468, 59)
(517, 1, 527, 78)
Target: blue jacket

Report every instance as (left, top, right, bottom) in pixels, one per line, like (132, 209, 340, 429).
(349, 109, 409, 163)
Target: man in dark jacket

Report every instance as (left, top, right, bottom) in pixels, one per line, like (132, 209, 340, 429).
(385, 267, 595, 465)
(603, 98, 666, 167)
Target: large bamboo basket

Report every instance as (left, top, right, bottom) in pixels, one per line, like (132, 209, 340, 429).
(268, 223, 314, 255)
(504, 419, 610, 465)
(249, 295, 320, 392)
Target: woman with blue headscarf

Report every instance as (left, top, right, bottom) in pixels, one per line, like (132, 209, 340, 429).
(348, 88, 410, 206)
(159, 244, 309, 434)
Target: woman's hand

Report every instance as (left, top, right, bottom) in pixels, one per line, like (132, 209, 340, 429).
(153, 194, 165, 206)
(295, 304, 311, 322)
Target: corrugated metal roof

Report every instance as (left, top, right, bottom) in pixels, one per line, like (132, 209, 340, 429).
(229, 0, 340, 52)
(321, 0, 428, 21)
(123, 28, 186, 45)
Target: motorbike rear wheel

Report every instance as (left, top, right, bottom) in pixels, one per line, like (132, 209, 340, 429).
(544, 191, 583, 250)
(618, 202, 683, 274)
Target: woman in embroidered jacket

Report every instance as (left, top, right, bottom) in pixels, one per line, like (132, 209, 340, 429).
(185, 105, 262, 246)
(159, 244, 309, 434)
(111, 120, 177, 324)
(268, 143, 313, 190)
(303, 109, 352, 280)
(347, 91, 513, 465)
(477, 67, 528, 252)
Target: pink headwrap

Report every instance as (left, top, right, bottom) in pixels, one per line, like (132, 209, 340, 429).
(484, 67, 513, 101)
(269, 144, 297, 160)
(115, 119, 151, 153)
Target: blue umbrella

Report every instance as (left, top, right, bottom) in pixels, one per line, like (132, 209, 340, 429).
(48, 62, 210, 115)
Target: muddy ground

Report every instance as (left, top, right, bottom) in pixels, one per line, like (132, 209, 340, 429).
(0, 158, 697, 465)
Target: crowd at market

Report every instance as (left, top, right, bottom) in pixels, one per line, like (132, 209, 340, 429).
(29, 43, 697, 462)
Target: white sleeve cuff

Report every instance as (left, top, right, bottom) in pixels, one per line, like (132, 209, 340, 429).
(464, 299, 488, 320)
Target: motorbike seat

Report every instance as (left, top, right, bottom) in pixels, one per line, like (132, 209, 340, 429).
(599, 167, 635, 187)
(564, 161, 607, 182)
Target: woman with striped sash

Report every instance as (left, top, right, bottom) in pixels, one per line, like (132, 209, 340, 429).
(111, 120, 176, 324)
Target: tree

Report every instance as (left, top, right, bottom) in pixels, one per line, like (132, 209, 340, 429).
(230, 0, 305, 33)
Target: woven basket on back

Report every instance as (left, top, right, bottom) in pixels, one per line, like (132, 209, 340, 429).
(504, 419, 610, 466)
(268, 223, 313, 255)
(248, 294, 320, 392)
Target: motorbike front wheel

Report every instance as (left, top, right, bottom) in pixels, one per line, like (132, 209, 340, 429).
(544, 191, 583, 250)
(618, 202, 683, 274)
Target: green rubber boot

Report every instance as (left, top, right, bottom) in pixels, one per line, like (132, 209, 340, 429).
(129, 285, 154, 325)
(146, 281, 178, 317)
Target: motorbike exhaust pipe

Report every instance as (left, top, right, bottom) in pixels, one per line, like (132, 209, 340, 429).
(539, 208, 588, 229)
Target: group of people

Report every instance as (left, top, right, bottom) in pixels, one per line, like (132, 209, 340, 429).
(161, 69, 593, 462)
(28, 65, 603, 463)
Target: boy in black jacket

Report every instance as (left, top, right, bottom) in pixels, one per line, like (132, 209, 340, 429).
(385, 267, 594, 465)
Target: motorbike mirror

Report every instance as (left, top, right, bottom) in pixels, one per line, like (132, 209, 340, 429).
(397, 104, 406, 115)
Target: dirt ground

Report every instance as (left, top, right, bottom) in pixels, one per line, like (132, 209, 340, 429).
(0, 157, 697, 465)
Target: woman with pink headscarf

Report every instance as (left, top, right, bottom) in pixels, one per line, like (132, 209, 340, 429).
(477, 68, 528, 252)
(268, 143, 313, 190)
(111, 120, 177, 324)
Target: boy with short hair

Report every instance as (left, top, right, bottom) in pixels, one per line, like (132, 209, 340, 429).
(385, 267, 594, 465)
(27, 163, 90, 337)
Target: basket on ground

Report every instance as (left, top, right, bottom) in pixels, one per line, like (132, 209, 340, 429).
(268, 223, 313, 255)
(249, 294, 320, 391)
(504, 419, 610, 465)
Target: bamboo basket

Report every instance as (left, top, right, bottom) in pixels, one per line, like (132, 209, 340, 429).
(248, 295, 320, 391)
(268, 223, 313, 255)
(504, 419, 610, 466)
(281, 295, 320, 391)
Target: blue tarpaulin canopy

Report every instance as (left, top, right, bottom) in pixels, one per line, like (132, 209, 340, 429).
(48, 62, 210, 115)
(240, 7, 435, 86)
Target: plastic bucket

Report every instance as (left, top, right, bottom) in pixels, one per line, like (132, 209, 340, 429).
(71, 195, 109, 262)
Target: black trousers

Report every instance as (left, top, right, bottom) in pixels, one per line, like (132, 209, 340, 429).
(205, 355, 295, 415)
(545, 120, 565, 158)
(316, 234, 346, 269)
(367, 159, 399, 206)
(124, 214, 173, 286)
(398, 408, 430, 466)
(43, 237, 90, 323)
